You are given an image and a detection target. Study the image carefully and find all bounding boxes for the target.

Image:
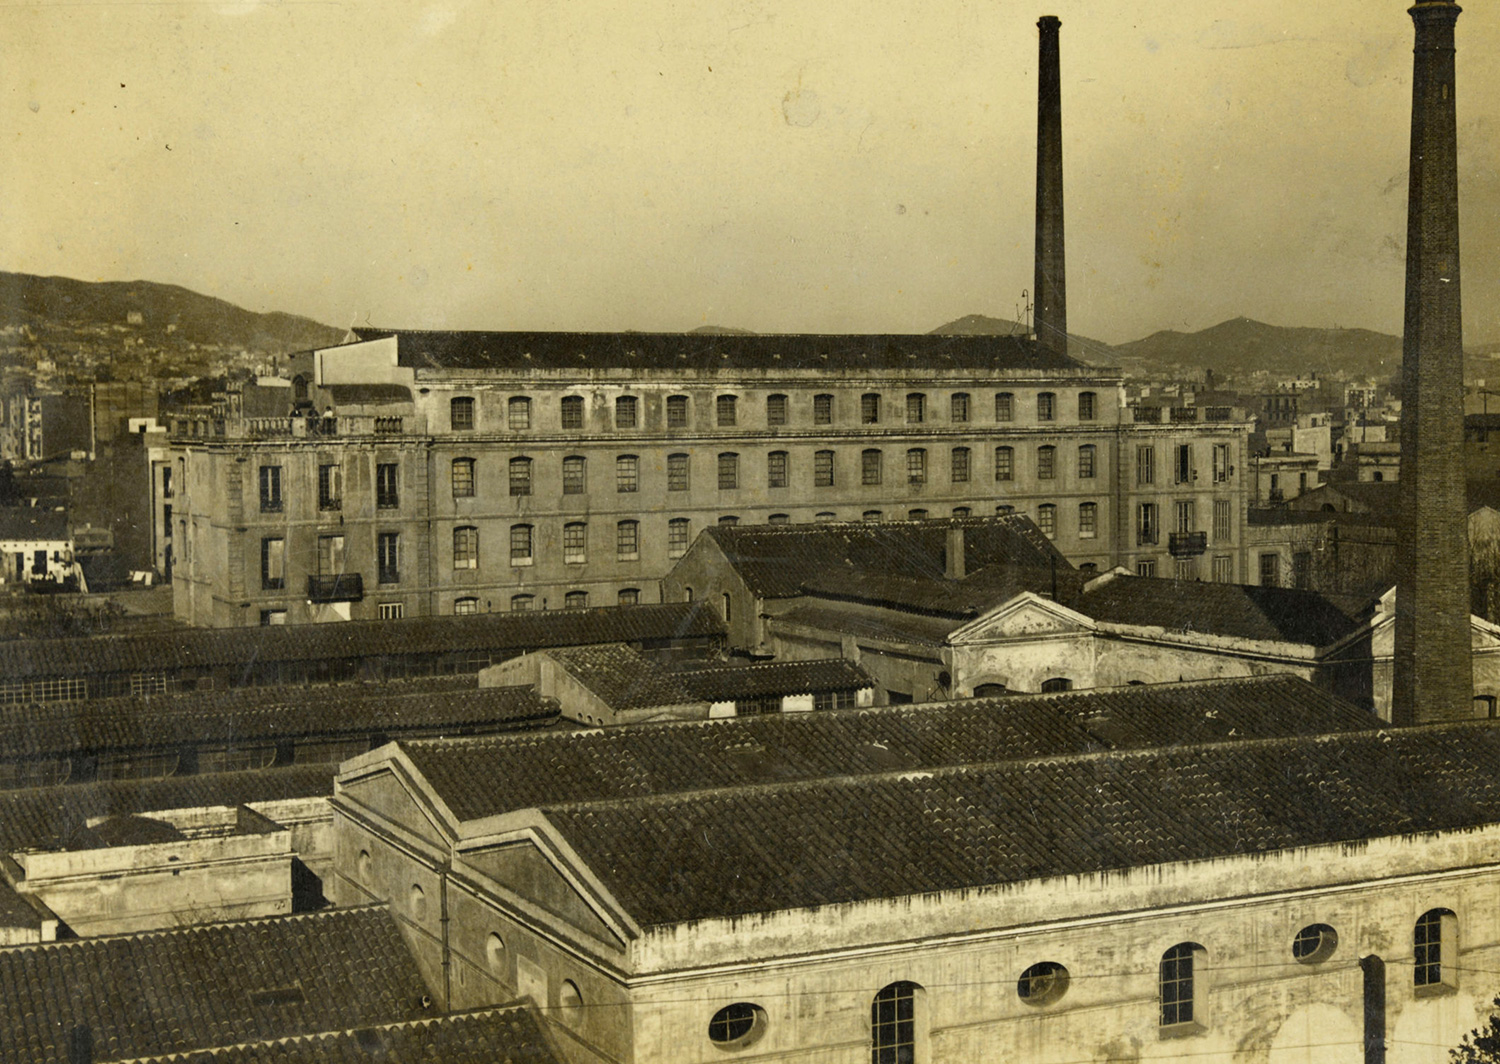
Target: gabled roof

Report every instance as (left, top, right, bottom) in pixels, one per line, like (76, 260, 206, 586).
(384, 675, 1374, 826)
(0, 907, 432, 1064)
(0, 602, 725, 681)
(351, 329, 1091, 375)
(123, 1005, 562, 1064)
(538, 721, 1500, 925)
(705, 516, 1071, 600)
(1077, 573, 1370, 647)
(0, 507, 68, 542)
(673, 657, 872, 702)
(0, 681, 557, 760)
(544, 644, 699, 710)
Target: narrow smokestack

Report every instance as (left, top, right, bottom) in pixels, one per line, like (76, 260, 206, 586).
(1034, 15, 1067, 358)
(946, 526, 966, 580)
(1392, 0, 1471, 725)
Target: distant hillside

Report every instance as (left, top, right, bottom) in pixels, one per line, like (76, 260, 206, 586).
(1114, 317, 1403, 382)
(0, 272, 346, 352)
(928, 314, 1118, 367)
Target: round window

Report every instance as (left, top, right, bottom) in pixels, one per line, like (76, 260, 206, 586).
(1292, 923, 1338, 964)
(409, 884, 426, 919)
(357, 849, 372, 879)
(559, 979, 584, 1011)
(1016, 961, 1070, 1006)
(485, 932, 506, 972)
(708, 1002, 766, 1049)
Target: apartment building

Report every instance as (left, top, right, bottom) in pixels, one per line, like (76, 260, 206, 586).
(164, 330, 1250, 626)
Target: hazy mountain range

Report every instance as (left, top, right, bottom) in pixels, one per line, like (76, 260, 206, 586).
(3, 271, 1484, 384)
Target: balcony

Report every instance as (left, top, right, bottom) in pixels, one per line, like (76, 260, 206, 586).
(307, 573, 364, 603)
(1168, 531, 1208, 558)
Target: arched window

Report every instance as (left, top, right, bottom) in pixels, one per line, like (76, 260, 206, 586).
(814, 393, 834, 424)
(666, 394, 689, 428)
(1078, 502, 1098, 539)
(995, 392, 1014, 421)
(510, 594, 534, 611)
(615, 395, 638, 428)
(450, 397, 475, 431)
(1160, 942, 1206, 1028)
(1040, 676, 1071, 692)
(1037, 392, 1056, 421)
(766, 394, 788, 426)
(950, 393, 970, 423)
(815, 450, 835, 488)
(863, 510, 884, 522)
(872, 981, 925, 1064)
(668, 453, 690, 491)
(564, 590, 589, 609)
(995, 446, 1014, 482)
(952, 506, 971, 517)
(562, 455, 586, 494)
(617, 520, 640, 560)
(485, 932, 507, 972)
(453, 597, 478, 615)
(767, 451, 789, 488)
(508, 457, 532, 497)
(668, 518, 690, 558)
(1037, 503, 1057, 538)
(453, 526, 479, 570)
(717, 394, 738, 427)
(718, 453, 739, 490)
(509, 524, 533, 565)
(1415, 908, 1458, 991)
(616, 454, 639, 493)
(718, 515, 739, 526)
(906, 393, 926, 424)
(861, 393, 881, 424)
(508, 396, 531, 429)
(906, 449, 927, 486)
(1037, 445, 1056, 480)
(560, 395, 584, 429)
(451, 458, 476, 498)
(862, 449, 883, 486)
(1078, 391, 1097, 421)
(768, 513, 790, 524)
(563, 522, 587, 564)
(1078, 443, 1096, 479)
(951, 447, 971, 484)
(815, 511, 837, 523)
(618, 588, 640, 605)
(908, 509, 929, 521)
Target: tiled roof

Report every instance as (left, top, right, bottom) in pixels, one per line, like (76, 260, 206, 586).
(673, 658, 873, 701)
(1078, 574, 1369, 646)
(801, 564, 1085, 618)
(0, 602, 724, 681)
(0, 907, 432, 1064)
(352, 329, 1089, 374)
(392, 675, 1375, 825)
(540, 721, 1500, 925)
(117, 1006, 562, 1064)
(772, 603, 961, 648)
(708, 516, 1071, 599)
(0, 766, 336, 853)
(545, 644, 699, 711)
(0, 682, 557, 760)
(0, 507, 69, 542)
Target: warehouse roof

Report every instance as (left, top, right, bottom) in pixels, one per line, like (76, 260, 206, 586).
(0, 602, 724, 681)
(352, 329, 1092, 375)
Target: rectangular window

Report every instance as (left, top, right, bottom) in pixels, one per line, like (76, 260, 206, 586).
(768, 451, 789, 489)
(1260, 552, 1281, 587)
(1213, 498, 1232, 543)
(906, 393, 925, 424)
(259, 466, 282, 513)
(995, 446, 1014, 482)
(950, 393, 970, 423)
(317, 534, 345, 576)
(615, 396, 638, 428)
(951, 447, 971, 484)
(452, 458, 475, 498)
(561, 396, 584, 430)
(667, 395, 688, 428)
(509, 524, 533, 565)
(454, 526, 479, 569)
(261, 537, 284, 590)
(717, 395, 738, 426)
(377, 532, 399, 584)
(1175, 557, 1197, 581)
(509, 457, 532, 497)
(718, 453, 738, 490)
(564, 523, 587, 564)
(563, 456, 586, 494)
(1213, 443, 1230, 483)
(1078, 444, 1096, 479)
(450, 396, 475, 431)
(767, 394, 788, 426)
(668, 518, 690, 558)
(1176, 443, 1193, 484)
(861, 393, 880, 424)
(1037, 503, 1056, 538)
(616, 455, 639, 493)
(1293, 551, 1313, 589)
(617, 520, 639, 560)
(1137, 559, 1157, 577)
(814, 393, 833, 424)
(814, 450, 835, 488)
(378, 602, 404, 620)
(1078, 391, 1097, 420)
(1037, 446, 1056, 480)
(668, 453, 689, 491)
(453, 597, 478, 615)
(1212, 554, 1234, 583)
(1037, 392, 1056, 421)
(1137, 445, 1156, 486)
(1175, 499, 1195, 534)
(318, 464, 342, 511)
(862, 449, 882, 486)
(906, 449, 927, 486)
(376, 463, 399, 509)
(1137, 502, 1159, 546)
(1079, 502, 1097, 539)
(508, 396, 531, 430)
(995, 392, 1014, 421)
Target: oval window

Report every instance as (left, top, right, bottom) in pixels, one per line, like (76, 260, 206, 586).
(485, 932, 506, 971)
(1017, 961, 1070, 1006)
(1292, 923, 1338, 964)
(708, 1002, 766, 1049)
(560, 979, 584, 1012)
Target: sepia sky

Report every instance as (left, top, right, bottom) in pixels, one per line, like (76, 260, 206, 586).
(4, 0, 1499, 346)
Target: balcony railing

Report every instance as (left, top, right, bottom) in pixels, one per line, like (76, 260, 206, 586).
(1168, 531, 1208, 557)
(307, 573, 364, 603)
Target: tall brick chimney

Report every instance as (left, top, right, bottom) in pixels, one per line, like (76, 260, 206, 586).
(1392, 0, 1471, 725)
(1033, 15, 1067, 359)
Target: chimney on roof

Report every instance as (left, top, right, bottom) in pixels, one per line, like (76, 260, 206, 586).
(1034, 15, 1067, 359)
(946, 526, 966, 580)
(1392, 0, 1472, 725)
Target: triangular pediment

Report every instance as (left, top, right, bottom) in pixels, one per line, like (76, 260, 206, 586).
(949, 592, 1096, 646)
(339, 766, 452, 846)
(459, 837, 630, 951)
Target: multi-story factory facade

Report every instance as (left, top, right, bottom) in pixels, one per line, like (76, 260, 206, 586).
(167, 330, 1250, 627)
